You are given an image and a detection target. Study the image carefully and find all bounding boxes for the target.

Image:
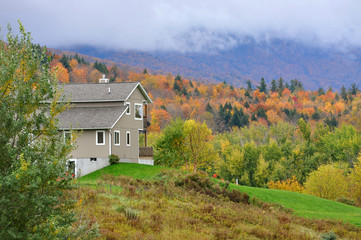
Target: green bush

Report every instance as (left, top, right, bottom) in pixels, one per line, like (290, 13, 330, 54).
(109, 154, 120, 165)
(321, 231, 338, 240)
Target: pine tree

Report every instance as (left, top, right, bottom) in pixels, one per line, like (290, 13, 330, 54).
(257, 77, 268, 93)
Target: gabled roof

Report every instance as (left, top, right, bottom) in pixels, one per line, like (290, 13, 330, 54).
(59, 82, 152, 103)
(57, 106, 127, 130)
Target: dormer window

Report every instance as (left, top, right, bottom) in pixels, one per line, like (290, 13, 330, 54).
(134, 103, 142, 120)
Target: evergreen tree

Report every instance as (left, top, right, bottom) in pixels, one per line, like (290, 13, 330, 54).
(60, 54, 70, 71)
(318, 87, 325, 96)
(205, 103, 213, 113)
(349, 83, 359, 95)
(277, 77, 284, 93)
(93, 60, 108, 74)
(257, 77, 268, 93)
(246, 80, 253, 91)
(340, 85, 348, 102)
(270, 79, 277, 93)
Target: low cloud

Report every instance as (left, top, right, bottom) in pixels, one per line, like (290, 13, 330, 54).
(1, 0, 361, 52)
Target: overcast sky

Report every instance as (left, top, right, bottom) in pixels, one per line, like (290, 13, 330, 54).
(1, 0, 361, 52)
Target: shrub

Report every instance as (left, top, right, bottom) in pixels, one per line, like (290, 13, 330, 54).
(321, 231, 338, 240)
(109, 154, 120, 165)
(335, 197, 356, 206)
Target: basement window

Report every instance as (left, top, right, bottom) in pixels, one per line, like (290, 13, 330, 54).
(90, 158, 97, 162)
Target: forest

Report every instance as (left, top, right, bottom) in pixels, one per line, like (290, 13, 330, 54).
(52, 53, 361, 207)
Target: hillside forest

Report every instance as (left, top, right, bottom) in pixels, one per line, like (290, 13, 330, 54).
(53, 53, 361, 207)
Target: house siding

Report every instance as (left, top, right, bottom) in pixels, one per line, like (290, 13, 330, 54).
(71, 130, 110, 158)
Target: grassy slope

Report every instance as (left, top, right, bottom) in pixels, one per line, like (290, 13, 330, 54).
(231, 185, 361, 227)
(80, 163, 361, 226)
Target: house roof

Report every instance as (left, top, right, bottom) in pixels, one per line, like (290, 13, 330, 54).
(59, 82, 152, 103)
(57, 106, 127, 130)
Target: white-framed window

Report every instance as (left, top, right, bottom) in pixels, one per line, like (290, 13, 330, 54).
(64, 131, 72, 142)
(96, 130, 105, 145)
(134, 103, 143, 120)
(126, 131, 131, 146)
(114, 130, 120, 146)
(125, 102, 131, 115)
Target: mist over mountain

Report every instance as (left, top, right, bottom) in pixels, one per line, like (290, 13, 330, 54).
(62, 38, 361, 90)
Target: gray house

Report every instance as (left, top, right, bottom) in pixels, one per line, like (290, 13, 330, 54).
(57, 78, 152, 177)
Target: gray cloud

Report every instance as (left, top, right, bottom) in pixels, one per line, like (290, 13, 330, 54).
(1, 0, 361, 52)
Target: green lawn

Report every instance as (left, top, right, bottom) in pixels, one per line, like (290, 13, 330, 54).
(78, 163, 166, 184)
(230, 184, 361, 227)
(79, 163, 361, 226)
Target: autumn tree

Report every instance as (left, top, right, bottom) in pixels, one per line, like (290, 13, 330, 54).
(0, 23, 98, 239)
(154, 119, 217, 172)
(304, 164, 348, 200)
(349, 153, 361, 205)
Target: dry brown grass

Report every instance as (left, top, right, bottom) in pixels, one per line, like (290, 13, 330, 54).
(72, 171, 361, 239)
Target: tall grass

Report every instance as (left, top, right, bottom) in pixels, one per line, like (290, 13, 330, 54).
(74, 170, 361, 239)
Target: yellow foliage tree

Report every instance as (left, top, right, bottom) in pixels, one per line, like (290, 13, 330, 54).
(182, 119, 218, 172)
(349, 154, 361, 205)
(304, 164, 348, 200)
(267, 176, 304, 193)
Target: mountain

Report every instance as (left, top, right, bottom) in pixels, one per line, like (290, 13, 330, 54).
(60, 38, 361, 90)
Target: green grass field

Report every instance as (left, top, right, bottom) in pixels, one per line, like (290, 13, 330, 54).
(80, 163, 361, 226)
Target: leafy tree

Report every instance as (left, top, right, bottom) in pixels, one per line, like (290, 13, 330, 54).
(154, 119, 217, 172)
(182, 119, 217, 172)
(154, 118, 185, 168)
(304, 164, 348, 200)
(109, 64, 120, 82)
(0, 23, 97, 239)
(298, 118, 311, 143)
(349, 154, 361, 205)
(321, 125, 361, 166)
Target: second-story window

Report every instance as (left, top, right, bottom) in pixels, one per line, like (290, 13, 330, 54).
(134, 103, 142, 120)
(125, 102, 130, 115)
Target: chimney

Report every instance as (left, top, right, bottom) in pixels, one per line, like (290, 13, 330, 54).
(99, 74, 109, 83)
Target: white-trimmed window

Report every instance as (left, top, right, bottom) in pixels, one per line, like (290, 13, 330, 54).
(114, 130, 120, 146)
(134, 103, 142, 120)
(126, 131, 131, 146)
(125, 102, 131, 115)
(96, 130, 105, 145)
(64, 131, 72, 142)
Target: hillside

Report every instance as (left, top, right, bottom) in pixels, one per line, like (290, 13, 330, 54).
(61, 38, 361, 90)
(75, 163, 361, 239)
